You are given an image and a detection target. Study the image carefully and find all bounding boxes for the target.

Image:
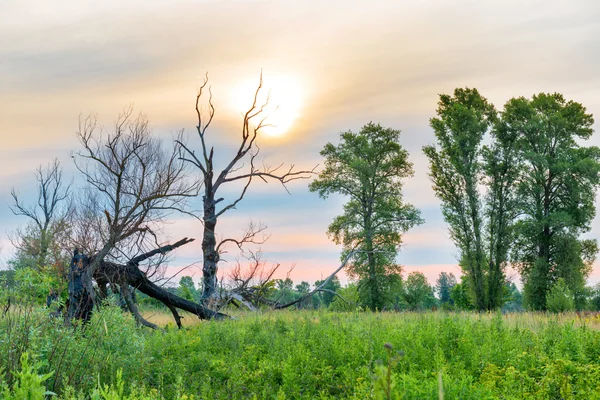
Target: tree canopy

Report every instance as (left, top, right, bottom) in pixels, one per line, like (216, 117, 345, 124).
(310, 122, 423, 310)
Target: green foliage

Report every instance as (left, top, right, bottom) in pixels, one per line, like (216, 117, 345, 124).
(271, 278, 305, 307)
(590, 283, 600, 311)
(424, 88, 517, 311)
(314, 276, 342, 307)
(502, 282, 523, 312)
(177, 276, 198, 301)
(435, 272, 457, 305)
(329, 283, 360, 311)
(3, 309, 600, 398)
(1, 353, 55, 399)
(450, 277, 474, 310)
(403, 272, 436, 310)
(507, 93, 600, 310)
(310, 122, 423, 310)
(546, 278, 575, 313)
(12, 266, 63, 305)
(372, 343, 403, 400)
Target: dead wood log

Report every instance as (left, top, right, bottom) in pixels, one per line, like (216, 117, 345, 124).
(87, 238, 228, 326)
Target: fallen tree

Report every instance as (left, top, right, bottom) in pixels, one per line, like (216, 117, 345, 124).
(67, 237, 228, 329)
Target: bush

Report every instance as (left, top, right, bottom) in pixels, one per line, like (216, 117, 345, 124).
(547, 278, 575, 313)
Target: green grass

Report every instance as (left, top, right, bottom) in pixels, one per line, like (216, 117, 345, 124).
(2, 307, 600, 399)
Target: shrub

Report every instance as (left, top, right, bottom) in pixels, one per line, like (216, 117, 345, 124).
(547, 278, 575, 313)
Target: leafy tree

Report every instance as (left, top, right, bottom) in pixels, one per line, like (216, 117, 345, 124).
(482, 109, 521, 309)
(295, 281, 310, 295)
(310, 123, 423, 310)
(590, 283, 600, 311)
(424, 88, 519, 311)
(506, 93, 600, 310)
(450, 276, 474, 310)
(403, 272, 436, 310)
(177, 276, 197, 301)
(502, 282, 523, 312)
(275, 278, 294, 291)
(294, 281, 312, 309)
(435, 272, 457, 304)
(546, 278, 575, 313)
(272, 278, 298, 305)
(314, 276, 342, 307)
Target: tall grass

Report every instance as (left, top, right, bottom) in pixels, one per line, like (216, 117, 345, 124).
(2, 307, 600, 398)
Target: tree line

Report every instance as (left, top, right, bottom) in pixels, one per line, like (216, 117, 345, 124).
(2, 79, 599, 323)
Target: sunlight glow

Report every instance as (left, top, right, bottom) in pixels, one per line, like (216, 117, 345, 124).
(229, 75, 303, 137)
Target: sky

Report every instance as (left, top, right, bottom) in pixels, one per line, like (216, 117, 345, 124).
(1, 0, 600, 287)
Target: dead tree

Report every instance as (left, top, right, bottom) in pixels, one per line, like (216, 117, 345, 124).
(176, 73, 316, 300)
(10, 159, 72, 270)
(90, 238, 228, 328)
(213, 250, 354, 312)
(72, 107, 201, 314)
(216, 250, 283, 311)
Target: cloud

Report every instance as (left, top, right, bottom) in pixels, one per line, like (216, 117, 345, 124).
(1, 0, 600, 284)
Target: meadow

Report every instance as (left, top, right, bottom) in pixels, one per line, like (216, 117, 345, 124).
(2, 306, 600, 399)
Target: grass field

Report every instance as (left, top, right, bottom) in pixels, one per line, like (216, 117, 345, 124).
(2, 307, 600, 399)
(142, 308, 600, 331)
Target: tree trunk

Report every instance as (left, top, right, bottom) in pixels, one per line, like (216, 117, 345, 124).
(466, 173, 486, 311)
(201, 194, 219, 300)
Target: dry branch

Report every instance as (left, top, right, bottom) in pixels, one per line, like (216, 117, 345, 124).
(273, 251, 357, 310)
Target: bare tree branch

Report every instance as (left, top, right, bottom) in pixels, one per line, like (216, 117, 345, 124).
(273, 250, 358, 310)
(10, 158, 73, 269)
(174, 72, 317, 299)
(71, 108, 201, 309)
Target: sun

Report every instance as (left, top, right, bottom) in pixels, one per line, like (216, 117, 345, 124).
(229, 75, 303, 137)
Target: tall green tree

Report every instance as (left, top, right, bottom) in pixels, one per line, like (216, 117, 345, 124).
(310, 123, 422, 310)
(424, 88, 517, 310)
(482, 109, 521, 309)
(506, 93, 600, 310)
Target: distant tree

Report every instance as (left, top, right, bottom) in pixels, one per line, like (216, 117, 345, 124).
(295, 281, 310, 295)
(590, 283, 600, 311)
(276, 278, 294, 291)
(294, 281, 312, 309)
(403, 272, 436, 311)
(507, 93, 600, 310)
(10, 159, 72, 273)
(177, 276, 197, 301)
(546, 278, 575, 313)
(435, 272, 457, 304)
(310, 123, 423, 310)
(175, 74, 315, 301)
(314, 275, 342, 307)
(502, 282, 523, 312)
(424, 88, 519, 311)
(272, 278, 297, 305)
